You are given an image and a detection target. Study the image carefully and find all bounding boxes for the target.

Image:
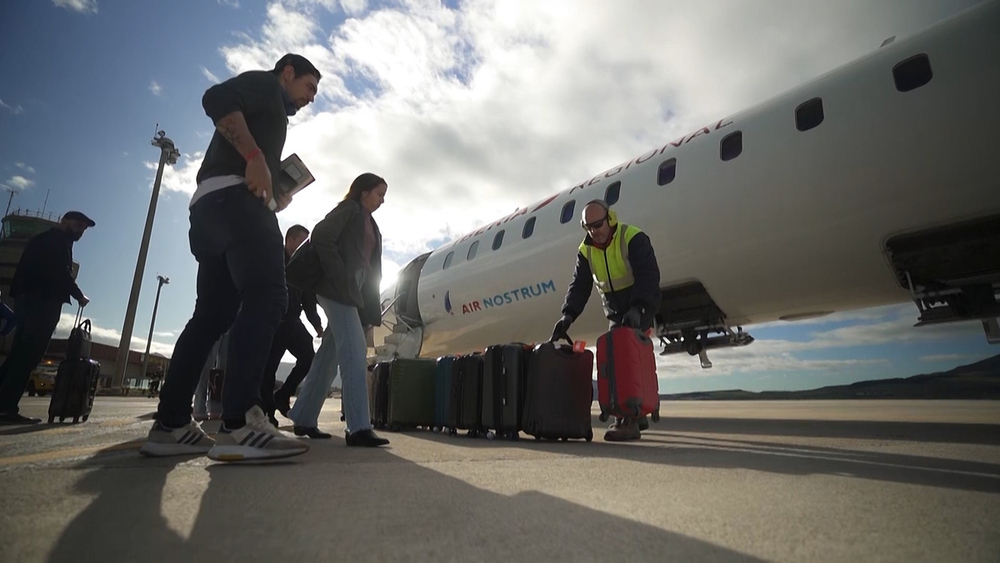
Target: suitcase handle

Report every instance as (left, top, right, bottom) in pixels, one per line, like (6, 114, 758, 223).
(73, 306, 91, 334)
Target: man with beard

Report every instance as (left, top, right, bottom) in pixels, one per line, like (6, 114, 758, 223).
(0, 211, 93, 425)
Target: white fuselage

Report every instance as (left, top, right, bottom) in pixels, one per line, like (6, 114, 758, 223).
(378, 1, 1000, 359)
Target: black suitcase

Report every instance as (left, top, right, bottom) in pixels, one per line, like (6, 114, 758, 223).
(367, 362, 391, 429)
(386, 358, 437, 431)
(66, 308, 93, 361)
(448, 353, 484, 437)
(481, 343, 529, 440)
(48, 358, 101, 424)
(521, 341, 594, 442)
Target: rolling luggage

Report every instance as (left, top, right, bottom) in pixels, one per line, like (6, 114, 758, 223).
(48, 358, 101, 424)
(448, 353, 484, 437)
(367, 362, 391, 429)
(597, 327, 661, 423)
(66, 308, 93, 361)
(481, 343, 530, 440)
(434, 356, 457, 431)
(521, 340, 594, 442)
(386, 358, 437, 431)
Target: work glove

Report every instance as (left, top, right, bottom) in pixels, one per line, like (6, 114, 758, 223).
(550, 314, 574, 343)
(623, 307, 642, 329)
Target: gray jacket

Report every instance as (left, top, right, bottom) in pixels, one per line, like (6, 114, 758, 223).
(311, 199, 383, 327)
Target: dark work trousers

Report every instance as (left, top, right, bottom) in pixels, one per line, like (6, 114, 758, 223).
(155, 185, 288, 428)
(259, 320, 316, 416)
(0, 296, 63, 413)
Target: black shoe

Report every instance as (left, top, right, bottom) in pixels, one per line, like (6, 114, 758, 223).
(638, 415, 649, 431)
(345, 429, 389, 447)
(293, 426, 332, 439)
(275, 394, 291, 418)
(0, 412, 42, 425)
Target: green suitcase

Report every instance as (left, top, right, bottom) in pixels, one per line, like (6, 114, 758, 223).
(387, 358, 437, 431)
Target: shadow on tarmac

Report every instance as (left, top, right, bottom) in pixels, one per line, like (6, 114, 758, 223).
(46, 440, 760, 562)
(402, 414, 1000, 495)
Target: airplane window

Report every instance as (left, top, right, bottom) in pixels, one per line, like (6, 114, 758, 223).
(604, 181, 621, 205)
(796, 98, 824, 131)
(492, 230, 505, 250)
(443, 251, 454, 270)
(522, 216, 536, 239)
(560, 201, 576, 224)
(657, 159, 676, 185)
(720, 131, 743, 161)
(893, 54, 932, 92)
(467, 240, 479, 260)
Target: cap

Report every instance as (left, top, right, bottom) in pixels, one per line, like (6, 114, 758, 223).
(63, 211, 96, 227)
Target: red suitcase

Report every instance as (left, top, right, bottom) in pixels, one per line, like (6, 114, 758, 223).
(597, 327, 661, 423)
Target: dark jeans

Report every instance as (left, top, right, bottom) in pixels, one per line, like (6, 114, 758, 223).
(259, 320, 316, 416)
(155, 185, 287, 427)
(0, 296, 64, 413)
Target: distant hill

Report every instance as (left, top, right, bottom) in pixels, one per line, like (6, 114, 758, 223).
(662, 354, 1000, 400)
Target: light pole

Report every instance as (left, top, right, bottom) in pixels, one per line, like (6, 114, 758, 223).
(140, 274, 169, 382)
(113, 131, 180, 392)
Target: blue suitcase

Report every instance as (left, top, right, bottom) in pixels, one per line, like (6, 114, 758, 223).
(434, 356, 456, 431)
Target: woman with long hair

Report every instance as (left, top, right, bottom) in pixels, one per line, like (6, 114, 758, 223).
(287, 172, 389, 447)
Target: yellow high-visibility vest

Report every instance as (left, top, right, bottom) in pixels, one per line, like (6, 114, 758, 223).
(580, 224, 641, 294)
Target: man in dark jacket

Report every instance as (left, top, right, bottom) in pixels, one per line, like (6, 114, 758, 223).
(141, 53, 320, 461)
(550, 199, 661, 442)
(0, 211, 93, 425)
(259, 224, 323, 428)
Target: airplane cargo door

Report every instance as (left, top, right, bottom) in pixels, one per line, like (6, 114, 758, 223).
(394, 252, 431, 327)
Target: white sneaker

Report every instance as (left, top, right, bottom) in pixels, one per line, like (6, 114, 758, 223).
(207, 405, 309, 462)
(139, 420, 215, 457)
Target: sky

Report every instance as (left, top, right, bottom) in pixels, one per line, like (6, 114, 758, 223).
(0, 0, 995, 393)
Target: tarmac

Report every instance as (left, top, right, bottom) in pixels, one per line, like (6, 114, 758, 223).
(1, 398, 998, 562)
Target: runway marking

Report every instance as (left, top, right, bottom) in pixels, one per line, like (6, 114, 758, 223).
(0, 440, 144, 467)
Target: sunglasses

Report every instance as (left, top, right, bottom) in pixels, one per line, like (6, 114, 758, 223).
(582, 215, 608, 231)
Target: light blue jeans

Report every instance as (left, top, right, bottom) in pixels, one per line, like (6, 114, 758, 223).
(288, 295, 371, 433)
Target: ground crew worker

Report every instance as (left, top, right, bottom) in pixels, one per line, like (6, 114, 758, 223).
(550, 199, 661, 441)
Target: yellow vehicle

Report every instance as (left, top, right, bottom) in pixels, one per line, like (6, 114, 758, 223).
(27, 364, 59, 397)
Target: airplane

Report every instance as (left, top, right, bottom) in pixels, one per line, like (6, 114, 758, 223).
(371, 0, 1000, 369)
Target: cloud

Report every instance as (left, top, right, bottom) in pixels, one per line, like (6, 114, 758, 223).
(210, 0, 978, 276)
(15, 163, 35, 174)
(54, 314, 176, 357)
(145, 152, 203, 195)
(5, 176, 35, 190)
(219, 0, 240, 7)
(52, 0, 97, 14)
(201, 66, 221, 83)
(149, 80, 163, 96)
(0, 98, 24, 115)
(919, 353, 985, 363)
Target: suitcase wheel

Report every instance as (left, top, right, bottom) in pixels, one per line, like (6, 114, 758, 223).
(47, 416, 54, 424)
(586, 429, 593, 442)
(651, 411, 660, 423)
(389, 424, 400, 432)
(59, 417, 65, 423)
(599, 413, 609, 423)
(82, 415, 89, 422)
(72, 417, 79, 424)
(448, 428, 457, 436)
